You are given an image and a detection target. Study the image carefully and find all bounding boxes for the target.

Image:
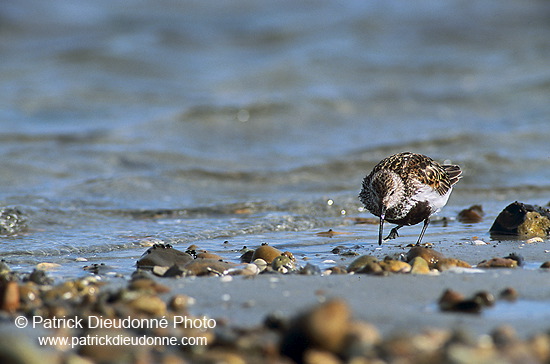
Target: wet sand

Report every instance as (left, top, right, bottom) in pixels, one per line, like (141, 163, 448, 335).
(175, 265, 550, 339)
(2, 236, 550, 363)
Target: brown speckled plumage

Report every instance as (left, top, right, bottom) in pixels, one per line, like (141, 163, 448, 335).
(359, 152, 462, 245)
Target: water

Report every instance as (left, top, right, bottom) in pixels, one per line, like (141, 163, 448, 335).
(1, 0, 549, 279)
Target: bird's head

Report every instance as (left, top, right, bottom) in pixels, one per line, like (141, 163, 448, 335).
(372, 170, 404, 214)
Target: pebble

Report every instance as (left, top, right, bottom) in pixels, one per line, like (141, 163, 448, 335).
(298, 263, 321, 275)
(0, 332, 52, 364)
(477, 258, 518, 268)
(251, 244, 282, 264)
(272, 255, 295, 274)
(410, 257, 431, 274)
(82, 263, 112, 274)
(169, 294, 195, 312)
(0, 280, 20, 312)
(406, 246, 445, 269)
(347, 255, 379, 273)
(28, 269, 53, 285)
(196, 251, 224, 260)
(79, 329, 139, 363)
(227, 263, 260, 276)
(491, 325, 518, 348)
(438, 289, 465, 311)
(160, 264, 185, 278)
(323, 267, 347, 275)
(471, 239, 487, 245)
(281, 298, 350, 362)
(435, 258, 472, 271)
(128, 294, 166, 316)
(183, 259, 235, 276)
(129, 278, 170, 293)
(526, 237, 544, 244)
(379, 259, 411, 273)
(438, 289, 483, 314)
(239, 248, 255, 263)
(473, 291, 495, 307)
(541, 261, 550, 269)
(138, 237, 165, 247)
(18, 282, 41, 308)
(506, 252, 524, 266)
(343, 321, 381, 357)
(315, 229, 352, 237)
(152, 265, 170, 276)
(0, 260, 10, 275)
(356, 262, 384, 275)
(252, 258, 268, 273)
(136, 244, 193, 269)
(303, 349, 341, 364)
(499, 287, 519, 301)
(2, 261, 550, 364)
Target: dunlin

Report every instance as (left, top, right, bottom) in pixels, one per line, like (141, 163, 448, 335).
(359, 152, 461, 245)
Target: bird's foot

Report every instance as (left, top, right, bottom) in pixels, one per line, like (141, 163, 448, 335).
(384, 227, 400, 241)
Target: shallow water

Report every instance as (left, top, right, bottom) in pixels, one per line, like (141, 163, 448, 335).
(1, 0, 549, 279)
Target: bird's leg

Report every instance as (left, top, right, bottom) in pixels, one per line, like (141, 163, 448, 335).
(378, 214, 385, 246)
(378, 208, 386, 246)
(384, 225, 402, 241)
(415, 218, 430, 246)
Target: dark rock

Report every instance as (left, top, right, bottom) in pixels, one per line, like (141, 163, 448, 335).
(457, 204, 484, 223)
(438, 289, 483, 314)
(490, 201, 550, 239)
(136, 244, 193, 269)
(161, 264, 185, 277)
(27, 269, 53, 285)
(504, 253, 524, 267)
(438, 289, 465, 311)
(499, 287, 519, 301)
(82, 263, 111, 274)
(298, 263, 321, 275)
(239, 248, 255, 263)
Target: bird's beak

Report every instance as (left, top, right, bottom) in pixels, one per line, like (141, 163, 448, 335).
(378, 206, 386, 246)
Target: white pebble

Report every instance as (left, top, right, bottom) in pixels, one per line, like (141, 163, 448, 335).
(36, 262, 61, 270)
(471, 240, 487, 245)
(526, 237, 544, 244)
(220, 275, 233, 283)
(221, 293, 231, 301)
